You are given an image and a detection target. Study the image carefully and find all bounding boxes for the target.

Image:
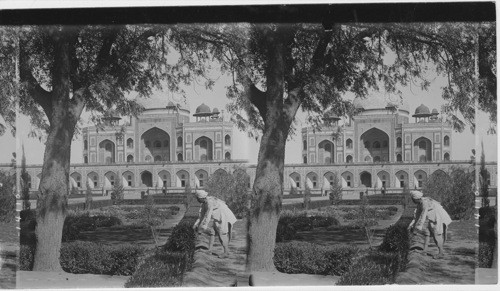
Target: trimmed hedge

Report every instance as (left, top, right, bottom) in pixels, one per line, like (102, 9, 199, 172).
(62, 213, 122, 242)
(126, 200, 200, 287)
(164, 218, 197, 253)
(337, 252, 398, 285)
(274, 241, 358, 276)
(337, 204, 415, 285)
(67, 199, 113, 212)
(276, 212, 339, 242)
(478, 206, 497, 268)
(478, 241, 496, 268)
(282, 196, 404, 212)
(122, 197, 186, 205)
(124, 249, 189, 287)
(20, 242, 144, 275)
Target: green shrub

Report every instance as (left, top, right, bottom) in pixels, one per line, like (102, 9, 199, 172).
(111, 180, 125, 205)
(387, 206, 398, 213)
(274, 241, 358, 276)
(62, 213, 122, 242)
(125, 249, 189, 287)
(423, 167, 475, 220)
(20, 209, 36, 222)
(339, 205, 414, 285)
(276, 222, 296, 242)
(84, 181, 93, 210)
(206, 168, 251, 219)
(127, 211, 198, 287)
(477, 241, 496, 268)
(309, 215, 338, 228)
(164, 218, 197, 253)
(19, 245, 36, 271)
(0, 193, 16, 223)
(20, 242, 144, 275)
(276, 211, 339, 241)
(379, 222, 411, 255)
(337, 257, 393, 285)
(479, 206, 497, 229)
(0, 168, 16, 222)
(329, 174, 343, 206)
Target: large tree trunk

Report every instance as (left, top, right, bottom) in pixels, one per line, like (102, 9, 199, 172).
(33, 118, 75, 271)
(32, 30, 82, 271)
(246, 115, 289, 272)
(246, 26, 297, 272)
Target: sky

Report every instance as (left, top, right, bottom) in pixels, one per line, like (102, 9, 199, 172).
(0, 67, 497, 166)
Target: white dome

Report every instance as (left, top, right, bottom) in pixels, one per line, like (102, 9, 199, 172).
(353, 93, 410, 112)
(135, 92, 190, 111)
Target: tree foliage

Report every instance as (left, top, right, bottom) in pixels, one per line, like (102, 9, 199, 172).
(206, 168, 251, 218)
(423, 167, 475, 220)
(174, 23, 495, 136)
(329, 174, 343, 206)
(479, 142, 490, 207)
(20, 145, 31, 211)
(0, 27, 17, 136)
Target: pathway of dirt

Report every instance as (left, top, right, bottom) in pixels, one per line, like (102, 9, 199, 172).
(396, 220, 477, 284)
(0, 222, 17, 289)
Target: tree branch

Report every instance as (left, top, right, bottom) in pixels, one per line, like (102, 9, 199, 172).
(310, 29, 333, 75)
(19, 38, 54, 120)
(95, 26, 123, 69)
(243, 76, 267, 119)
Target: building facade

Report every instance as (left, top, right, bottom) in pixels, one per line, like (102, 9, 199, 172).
(9, 94, 497, 197)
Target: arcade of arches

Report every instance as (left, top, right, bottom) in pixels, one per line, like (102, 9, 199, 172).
(22, 164, 496, 193)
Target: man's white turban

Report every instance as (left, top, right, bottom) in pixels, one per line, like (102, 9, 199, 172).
(195, 189, 208, 199)
(410, 190, 423, 200)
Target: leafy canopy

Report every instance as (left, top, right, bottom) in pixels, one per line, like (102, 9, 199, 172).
(170, 22, 496, 136)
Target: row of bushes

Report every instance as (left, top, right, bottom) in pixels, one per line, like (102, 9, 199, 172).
(336, 204, 415, 284)
(21, 210, 124, 244)
(62, 214, 123, 241)
(125, 201, 201, 287)
(341, 206, 398, 221)
(67, 197, 187, 211)
(276, 211, 339, 242)
(20, 241, 145, 275)
(274, 241, 359, 276)
(281, 196, 403, 212)
(67, 199, 113, 212)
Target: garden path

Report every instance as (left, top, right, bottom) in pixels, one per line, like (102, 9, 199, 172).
(396, 220, 478, 284)
(183, 218, 340, 287)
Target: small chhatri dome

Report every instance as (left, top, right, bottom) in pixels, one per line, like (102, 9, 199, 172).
(103, 110, 121, 121)
(431, 108, 439, 116)
(324, 110, 340, 121)
(212, 108, 220, 114)
(166, 101, 176, 108)
(413, 104, 431, 117)
(193, 103, 212, 117)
